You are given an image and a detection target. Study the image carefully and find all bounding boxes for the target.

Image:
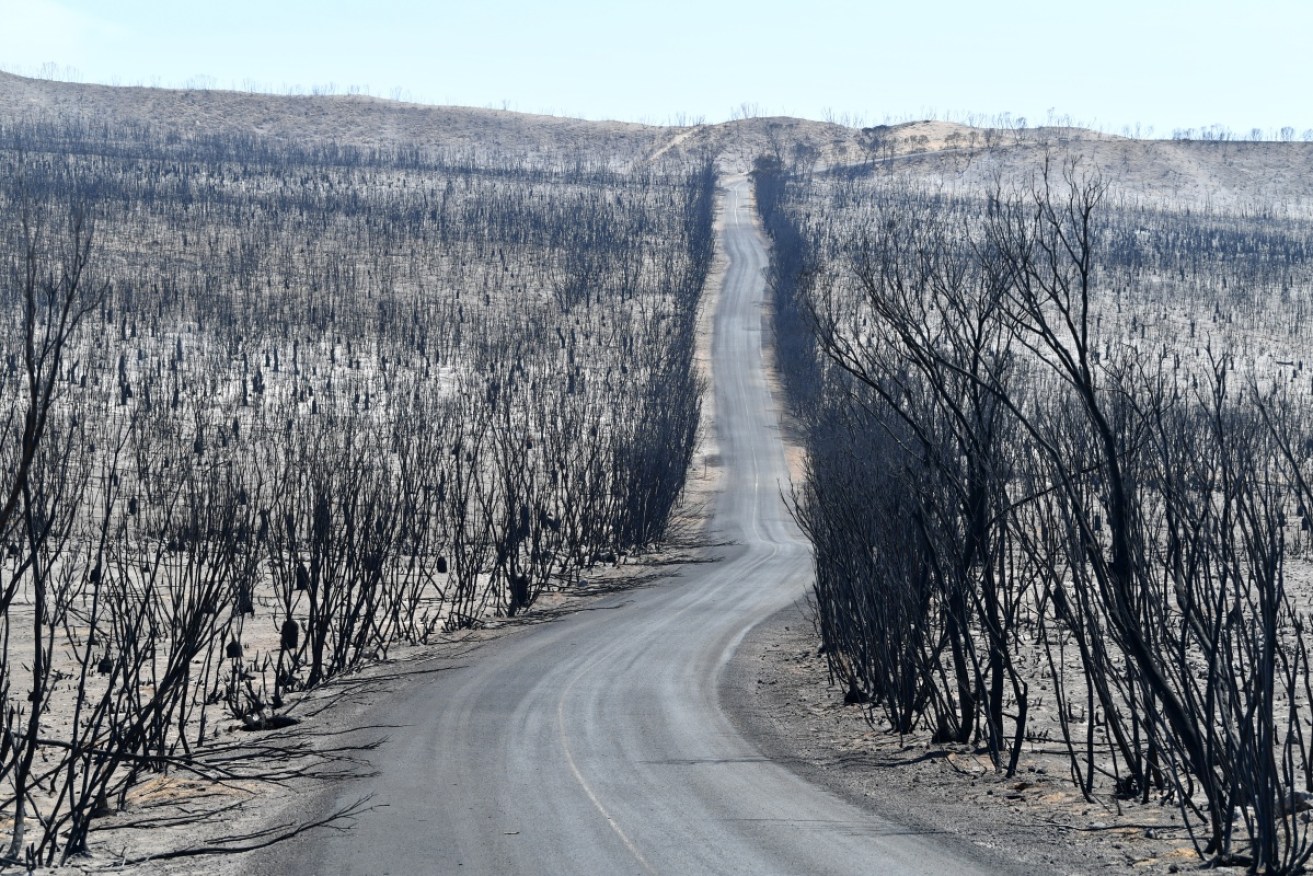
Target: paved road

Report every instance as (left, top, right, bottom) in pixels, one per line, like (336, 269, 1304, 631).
(272, 176, 1000, 875)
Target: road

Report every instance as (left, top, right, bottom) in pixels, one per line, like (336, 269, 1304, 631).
(271, 176, 1001, 875)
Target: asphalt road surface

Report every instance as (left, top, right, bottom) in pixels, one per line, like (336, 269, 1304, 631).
(271, 176, 1002, 875)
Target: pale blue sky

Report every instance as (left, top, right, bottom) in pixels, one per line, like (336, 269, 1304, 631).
(0, 0, 1309, 136)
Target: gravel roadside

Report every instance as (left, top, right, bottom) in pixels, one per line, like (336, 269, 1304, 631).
(722, 601, 1200, 875)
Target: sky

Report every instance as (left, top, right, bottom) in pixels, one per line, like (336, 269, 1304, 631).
(0, 0, 1310, 137)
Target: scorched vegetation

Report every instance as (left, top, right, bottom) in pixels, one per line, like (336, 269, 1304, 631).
(0, 116, 714, 865)
(758, 147, 1313, 872)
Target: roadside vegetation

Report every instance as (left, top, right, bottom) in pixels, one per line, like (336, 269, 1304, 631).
(757, 146, 1313, 873)
(10, 68, 1313, 871)
(0, 114, 713, 866)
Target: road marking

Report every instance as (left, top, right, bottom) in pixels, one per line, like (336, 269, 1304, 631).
(556, 680, 660, 875)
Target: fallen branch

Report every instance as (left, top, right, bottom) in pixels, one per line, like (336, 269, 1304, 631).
(117, 795, 376, 864)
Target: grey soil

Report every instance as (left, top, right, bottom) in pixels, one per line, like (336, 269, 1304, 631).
(723, 602, 1202, 875)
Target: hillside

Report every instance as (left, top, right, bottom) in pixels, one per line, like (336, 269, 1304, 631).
(0, 72, 1085, 170)
(7, 72, 1313, 210)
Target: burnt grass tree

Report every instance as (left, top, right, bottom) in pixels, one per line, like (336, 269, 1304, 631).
(757, 152, 1313, 872)
(0, 115, 715, 864)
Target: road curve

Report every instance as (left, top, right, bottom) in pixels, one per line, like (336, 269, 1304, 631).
(271, 176, 1003, 875)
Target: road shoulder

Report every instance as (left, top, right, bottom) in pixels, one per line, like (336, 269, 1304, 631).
(721, 602, 1195, 875)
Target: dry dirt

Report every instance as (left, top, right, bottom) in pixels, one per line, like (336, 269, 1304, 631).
(725, 604, 1205, 875)
(18, 538, 714, 874)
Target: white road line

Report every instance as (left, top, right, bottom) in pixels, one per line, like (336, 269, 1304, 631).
(556, 676, 660, 875)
